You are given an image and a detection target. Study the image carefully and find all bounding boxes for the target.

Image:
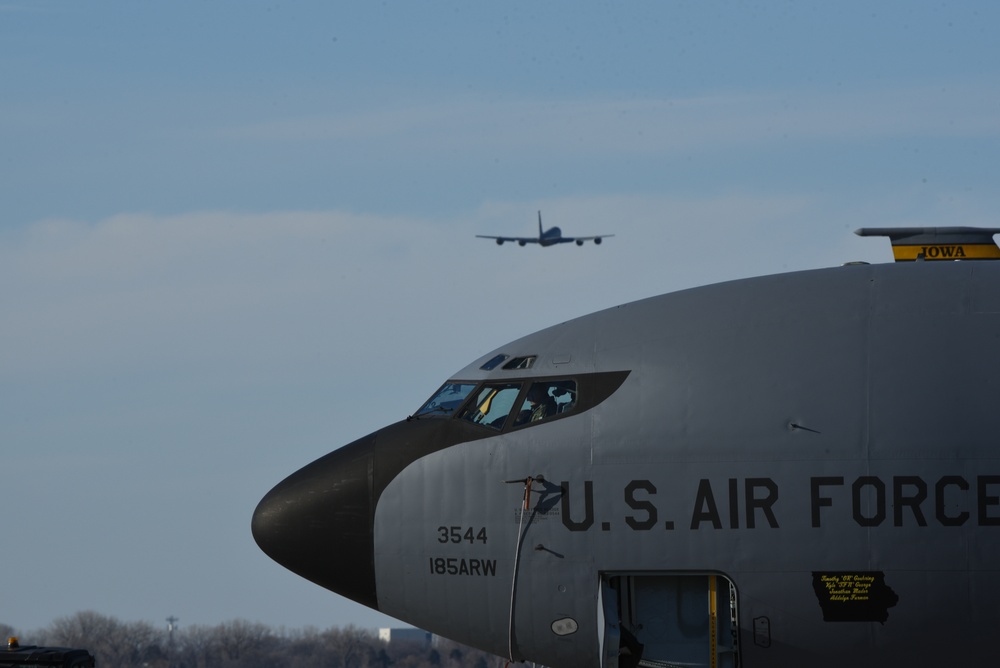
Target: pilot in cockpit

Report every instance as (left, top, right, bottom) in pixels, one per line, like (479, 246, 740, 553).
(520, 384, 557, 424)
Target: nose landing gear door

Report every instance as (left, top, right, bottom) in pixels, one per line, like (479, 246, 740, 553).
(600, 573, 739, 668)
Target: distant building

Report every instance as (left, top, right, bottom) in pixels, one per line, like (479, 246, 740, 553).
(378, 627, 433, 647)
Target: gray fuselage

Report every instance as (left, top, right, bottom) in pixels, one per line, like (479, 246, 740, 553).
(254, 258, 1000, 667)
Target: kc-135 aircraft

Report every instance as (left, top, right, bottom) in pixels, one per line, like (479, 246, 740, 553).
(253, 226, 1000, 667)
(476, 211, 613, 246)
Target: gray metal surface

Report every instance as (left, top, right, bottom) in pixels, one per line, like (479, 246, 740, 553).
(255, 245, 1000, 667)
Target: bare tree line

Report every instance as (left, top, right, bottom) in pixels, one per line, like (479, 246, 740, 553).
(2, 612, 500, 668)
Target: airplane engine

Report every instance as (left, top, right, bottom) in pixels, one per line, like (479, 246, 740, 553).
(594, 237, 602, 244)
(496, 239, 503, 245)
(576, 239, 584, 246)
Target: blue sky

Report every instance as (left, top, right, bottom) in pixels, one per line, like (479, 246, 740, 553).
(3, 1, 999, 635)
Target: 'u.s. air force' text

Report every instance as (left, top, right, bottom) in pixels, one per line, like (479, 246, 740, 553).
(558, 475, 1000, 531)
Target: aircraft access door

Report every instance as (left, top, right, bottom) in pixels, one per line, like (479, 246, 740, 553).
(600, 573, 739, 668)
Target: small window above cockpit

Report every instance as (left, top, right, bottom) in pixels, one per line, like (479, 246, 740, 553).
(413, 382, 477, 418)
(503, 355, 536, 370)
(480, 354, 510, 370)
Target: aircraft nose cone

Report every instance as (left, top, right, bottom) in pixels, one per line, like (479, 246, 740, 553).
(251, 433, 378, 609)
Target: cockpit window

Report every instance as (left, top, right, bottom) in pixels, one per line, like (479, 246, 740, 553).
(512, 380, 577, 427)
(480, 354, 509, 370)
(503, 356, 536, 370)
(416, 376, 593, 430)
(458, 383, 522, 430)
(414, 382, 477, 418)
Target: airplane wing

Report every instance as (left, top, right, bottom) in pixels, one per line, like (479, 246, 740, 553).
(566, 235, 615, 242)
(475, 235, 540, 245)
(562, 234, 615, 245)
(477, 212, 614, 246)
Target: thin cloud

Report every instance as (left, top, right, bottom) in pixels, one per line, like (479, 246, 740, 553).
(2, 193, 873, 380)
(224, 84, 1000, 155)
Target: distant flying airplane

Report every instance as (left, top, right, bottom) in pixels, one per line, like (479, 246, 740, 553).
(476, 211, 613, 246)
(253, 226, 1000, 667)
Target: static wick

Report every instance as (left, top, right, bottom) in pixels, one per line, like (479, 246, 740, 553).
(789, 422, 821, 434)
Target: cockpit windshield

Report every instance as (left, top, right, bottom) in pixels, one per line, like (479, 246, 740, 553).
(413, 382, 477, 418)
(458, 383, 522, 430)
(512, 380, 576, 426)
(413, 378, 583, 429)
(410, 372, 628, 434)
